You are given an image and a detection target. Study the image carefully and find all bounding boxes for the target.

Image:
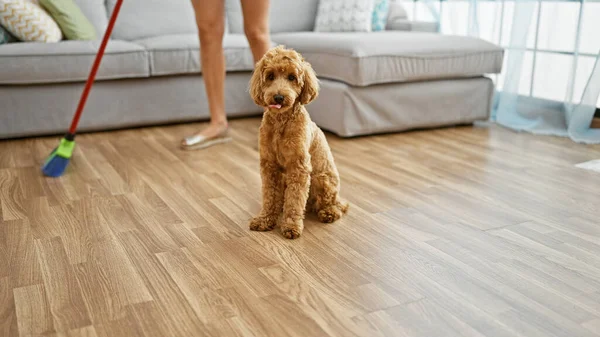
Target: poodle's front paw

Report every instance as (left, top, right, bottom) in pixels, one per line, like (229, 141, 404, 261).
(249, 215, 277, 231)
(281, 219, 303, 239)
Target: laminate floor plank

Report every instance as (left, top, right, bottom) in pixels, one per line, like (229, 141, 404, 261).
(74, 236, 153, 323)
(1, 219, 43, 288)
(0, 277, 18, 337)
(13, 284, 54, 337)
(34, 237, 91, 332)
(117, 231, 214, 336)
(0, 169, 26, 221)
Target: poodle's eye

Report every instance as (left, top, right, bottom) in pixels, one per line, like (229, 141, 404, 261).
(288, 74, 296, 81)
(267, 73, 275, 81)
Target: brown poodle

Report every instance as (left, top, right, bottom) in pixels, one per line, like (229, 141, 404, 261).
(248, 45, 349, 239)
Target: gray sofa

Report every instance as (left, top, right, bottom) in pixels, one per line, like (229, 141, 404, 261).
(0, 0, 503, 140)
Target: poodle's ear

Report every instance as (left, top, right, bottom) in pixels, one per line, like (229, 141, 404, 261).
(249, 57, 266, 106)
(299, 60, 319, 105)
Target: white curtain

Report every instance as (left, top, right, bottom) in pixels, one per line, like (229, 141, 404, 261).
(407, 0, 600, 144)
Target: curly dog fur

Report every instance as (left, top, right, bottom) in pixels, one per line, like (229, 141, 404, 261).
(248, 45, 349, 239)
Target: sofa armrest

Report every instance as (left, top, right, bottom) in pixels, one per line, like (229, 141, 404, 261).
(386, 19, 439, 33)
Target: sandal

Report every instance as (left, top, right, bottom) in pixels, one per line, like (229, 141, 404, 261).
(180, 127, 232, 150)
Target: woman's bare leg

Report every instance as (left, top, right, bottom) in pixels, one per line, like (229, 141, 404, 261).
(240, 0, 271, 63)
(183, 0, 228, 147)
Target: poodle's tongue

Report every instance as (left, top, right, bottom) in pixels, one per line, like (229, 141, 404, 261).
(268, 104, 282, 109)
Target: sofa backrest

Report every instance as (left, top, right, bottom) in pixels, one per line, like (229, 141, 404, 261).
(225, 0, 319, 34)
(105, 0, 198, 41)
(100, 0, 318, 41)
(73, 0, 108, 35)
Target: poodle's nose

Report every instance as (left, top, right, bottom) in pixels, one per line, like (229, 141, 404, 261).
(274, 94, 285, 104)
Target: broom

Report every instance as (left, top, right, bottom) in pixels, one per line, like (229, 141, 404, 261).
(42, 0, 124, 177)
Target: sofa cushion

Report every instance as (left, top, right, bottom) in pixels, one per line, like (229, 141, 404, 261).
(225, 0, 319, 34)
(0, 40, 149, 84)
(272, 31, 504, 86)
(134, 34, 259, 76)
(106, 0, 198, 41)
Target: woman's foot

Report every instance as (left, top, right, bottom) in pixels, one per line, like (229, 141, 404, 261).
(181, 121, 231, 150)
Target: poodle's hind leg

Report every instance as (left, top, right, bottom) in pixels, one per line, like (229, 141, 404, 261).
(318, 198, 349, 224)
(311, 173, 349, 223)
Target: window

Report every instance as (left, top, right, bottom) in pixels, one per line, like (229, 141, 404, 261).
(401, 0, 600, 107)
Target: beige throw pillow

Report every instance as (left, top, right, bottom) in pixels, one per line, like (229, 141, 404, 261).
(0, 0, 62, 42)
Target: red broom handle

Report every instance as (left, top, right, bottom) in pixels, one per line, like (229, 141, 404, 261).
(68, 0, 124, 135)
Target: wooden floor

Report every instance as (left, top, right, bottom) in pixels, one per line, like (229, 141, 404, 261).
(1, 118, 600, 337)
